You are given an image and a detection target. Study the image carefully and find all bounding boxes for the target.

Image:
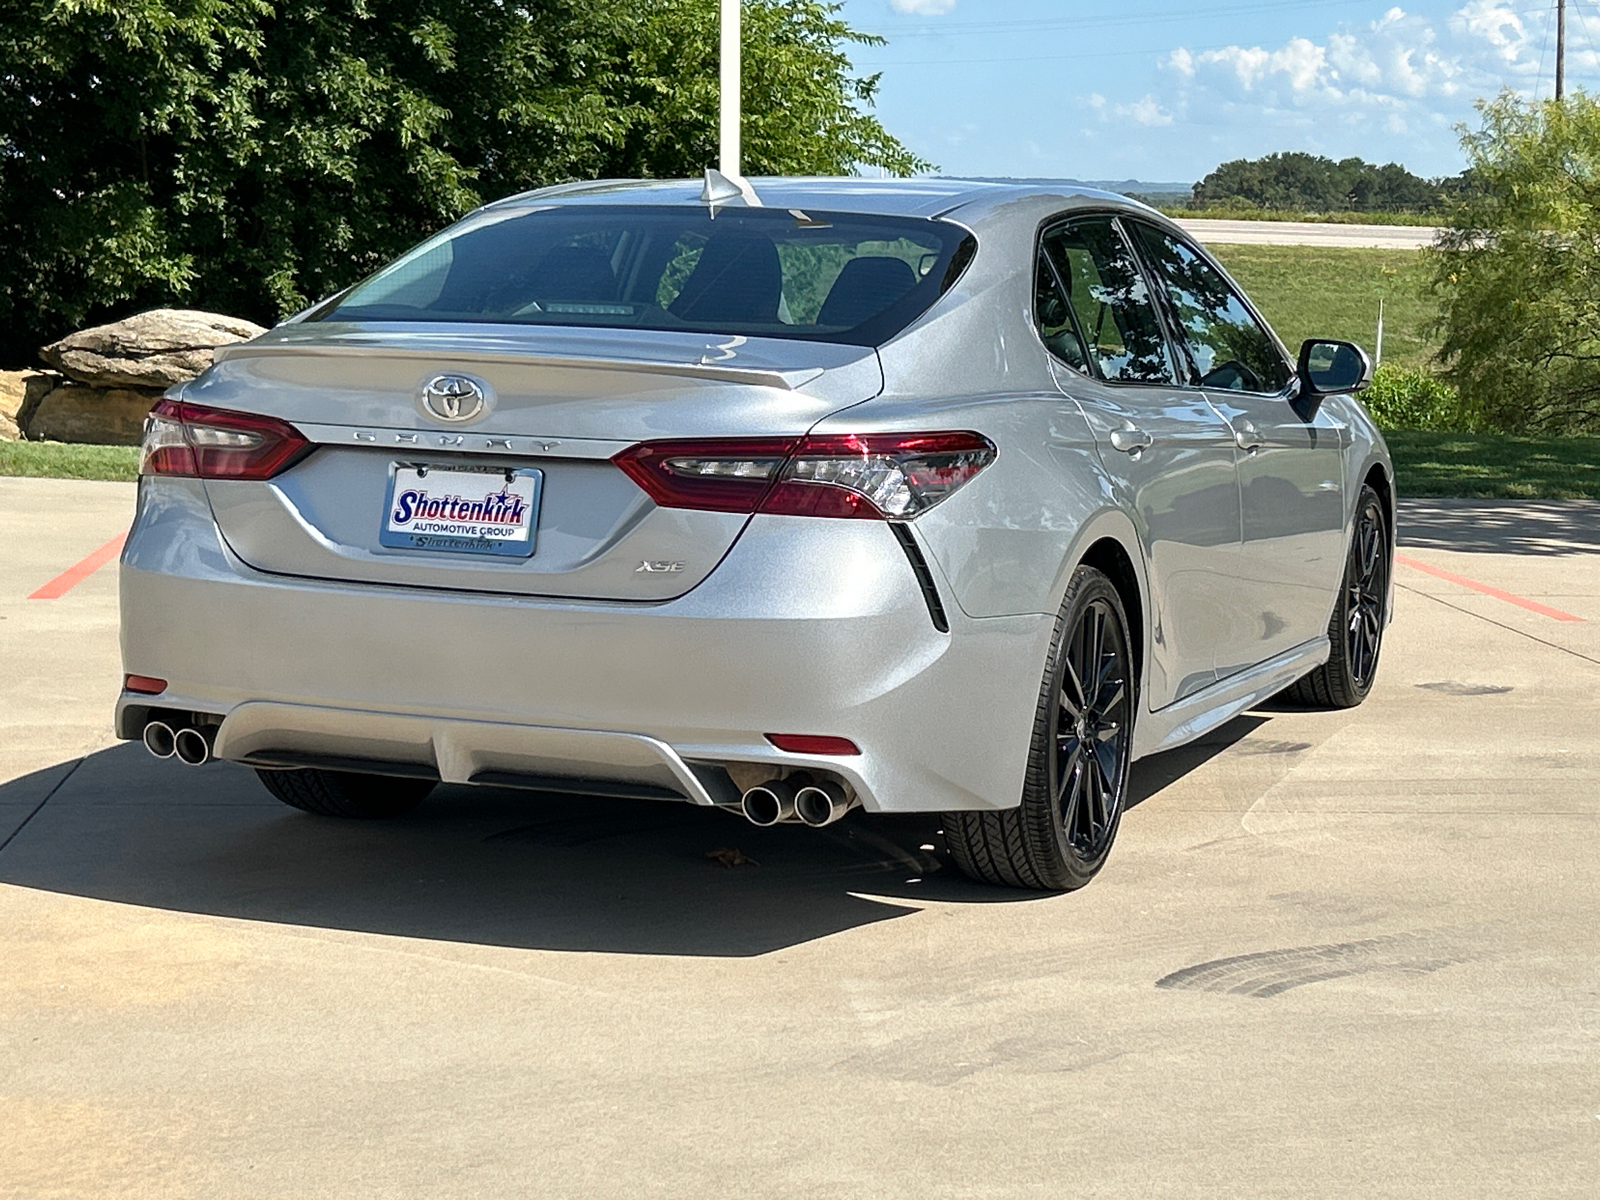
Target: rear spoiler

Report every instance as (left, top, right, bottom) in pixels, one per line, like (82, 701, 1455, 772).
(212, 341, 825, 391)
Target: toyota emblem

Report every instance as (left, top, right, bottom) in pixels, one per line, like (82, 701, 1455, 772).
(419, 374, 488, 423)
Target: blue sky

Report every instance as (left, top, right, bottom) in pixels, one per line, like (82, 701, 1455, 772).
(835, 1, 1594, 183)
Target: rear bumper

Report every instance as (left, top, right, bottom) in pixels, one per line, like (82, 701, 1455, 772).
(118, 478, 1051, 812)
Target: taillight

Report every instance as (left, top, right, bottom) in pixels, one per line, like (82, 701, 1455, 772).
(612, 439, 797, 513)
(764, 433, 996, 519)
(140, 400, 313, 480)
(611, 432, 994, 520)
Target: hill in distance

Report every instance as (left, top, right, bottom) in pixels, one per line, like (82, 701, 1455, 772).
(957, 175, 1192, 198)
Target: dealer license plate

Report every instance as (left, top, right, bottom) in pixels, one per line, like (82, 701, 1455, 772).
(380, 463, 542, 558)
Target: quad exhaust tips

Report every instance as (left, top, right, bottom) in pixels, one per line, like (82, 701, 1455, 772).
(142, 720, 213, 766)
(739, 774, 858, 827)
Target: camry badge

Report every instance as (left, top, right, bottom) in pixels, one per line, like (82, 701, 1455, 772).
(419, 374, 488, 423)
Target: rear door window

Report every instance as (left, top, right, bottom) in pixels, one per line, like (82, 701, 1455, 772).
(1034, 250, 1091, 373)
(1040, 218, 1176, 385)
(317, 205, 973, 347)
(1127, 222, 1292, 394)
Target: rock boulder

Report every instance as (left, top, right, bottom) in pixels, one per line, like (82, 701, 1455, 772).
(40, 309, 267, 390)
(23, 384, 159, 446)
(0, 370, 61, 441)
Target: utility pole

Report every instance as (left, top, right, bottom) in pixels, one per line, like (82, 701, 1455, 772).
(1556, 0, 1566, 101)
(720, 0, 741, 178)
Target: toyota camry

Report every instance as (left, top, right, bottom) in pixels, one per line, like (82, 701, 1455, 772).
(118, 176, 1393, 891)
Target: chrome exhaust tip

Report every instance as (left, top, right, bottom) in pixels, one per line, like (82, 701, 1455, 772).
(142, 721, 176, 759)
(173, 726, 213, 767)
(794, 780, 854, 828)
(740, 778, 801, 827)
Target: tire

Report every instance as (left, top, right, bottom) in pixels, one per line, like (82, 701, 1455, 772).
(255, 768, 435, 818)
(944, 566, 1136, 891)
(1285, 483, 1390, 710)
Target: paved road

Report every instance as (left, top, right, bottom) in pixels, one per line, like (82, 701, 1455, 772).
(2, 477, 1596, 1198)
(1178, 218, 1440, 249)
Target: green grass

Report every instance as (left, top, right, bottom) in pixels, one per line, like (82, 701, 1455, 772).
(1161, 206, 1442, 226)
(1387, 431, 1600, 499)
(0, 440, 139, 481)
(1209, 244, 1439, 371)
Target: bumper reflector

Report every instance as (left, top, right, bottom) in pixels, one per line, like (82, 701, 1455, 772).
(124, 674, 168, 695)
(765, 733, 861, 756)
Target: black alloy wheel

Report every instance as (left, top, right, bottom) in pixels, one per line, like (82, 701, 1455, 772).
(945, 566, 1135, 891)
(1287, 483, 1390, 709)
(1053, 591, 1133, 863)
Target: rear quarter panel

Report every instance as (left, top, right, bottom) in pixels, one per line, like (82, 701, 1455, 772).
(841, 197, 1138, 624)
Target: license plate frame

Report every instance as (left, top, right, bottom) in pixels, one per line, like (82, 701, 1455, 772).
(379, 461, 543, 558)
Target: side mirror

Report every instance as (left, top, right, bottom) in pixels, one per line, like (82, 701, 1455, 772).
(1297, 338, 1373, 396)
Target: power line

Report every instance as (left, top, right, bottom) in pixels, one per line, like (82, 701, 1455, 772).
(1536, 0, 1554, 98)
(859, 2, 1595, 77)
(880, 0, 1378, 39)
(857, 38, 1289, 69)
(879, 0, 1570, 39)
(1571, 1, 1600, 86)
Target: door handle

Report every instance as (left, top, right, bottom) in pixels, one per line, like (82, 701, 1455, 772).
(1110, 428, 1153, 454)
(1233, 422, 1265, 453)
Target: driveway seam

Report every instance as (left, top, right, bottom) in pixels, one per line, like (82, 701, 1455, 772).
(1397, 582, 1600, 667)
(0, 757, 82, 856)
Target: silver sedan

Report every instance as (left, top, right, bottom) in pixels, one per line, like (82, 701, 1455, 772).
(118, 178, 1393, 891)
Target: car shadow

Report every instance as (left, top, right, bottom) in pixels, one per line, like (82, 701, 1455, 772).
(1124, 713, 1269, 810)
(1397, 497, 1600, 557)
(0, 715, 1268, 957)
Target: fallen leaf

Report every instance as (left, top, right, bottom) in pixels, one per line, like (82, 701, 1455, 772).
(706, 847, 758, 868)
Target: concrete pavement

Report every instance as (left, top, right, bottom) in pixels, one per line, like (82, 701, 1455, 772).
(1177, 218, 1439, 250)
(1, 477, 1596, 1197)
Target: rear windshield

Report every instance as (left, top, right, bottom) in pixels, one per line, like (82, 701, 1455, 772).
(315, 204, 973, 346)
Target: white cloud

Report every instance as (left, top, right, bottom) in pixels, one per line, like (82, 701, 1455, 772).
(889, 0, 957, 13)
(957, 0, 1580, 182)
(1117, 95, 1173, 127)
(1074, 1, 1581, 175)
(1150, 0, 1557, 137)
(1451, 0, 1526, 63)
(1200, 37, 1328, 92)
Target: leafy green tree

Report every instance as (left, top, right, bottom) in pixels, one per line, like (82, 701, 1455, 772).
(1430, 91, 1600, 434)
(601, 1, 925, 182)
(0, 0, 926, 367)
(1192, 151, 1453, 213)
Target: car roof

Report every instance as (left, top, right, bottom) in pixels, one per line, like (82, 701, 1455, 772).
(484, 176, 1159, 224)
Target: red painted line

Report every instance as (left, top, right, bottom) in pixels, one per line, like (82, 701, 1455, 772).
(27, 531, 128, 600)
(1395, 553, 1585, 623)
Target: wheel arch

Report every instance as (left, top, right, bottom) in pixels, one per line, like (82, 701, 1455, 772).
(1361, 457, 1396, 555)
(1051, 509, 1148, 711)
(1078, 536, 1145, 696)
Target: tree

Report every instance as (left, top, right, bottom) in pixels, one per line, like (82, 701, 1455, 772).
(1191, 152, 1454, 213)
(0, 0, 927, 367)
(1430, 91, 1600, 434)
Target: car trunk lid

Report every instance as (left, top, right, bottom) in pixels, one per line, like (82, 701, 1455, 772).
(192, 324, 882, 601)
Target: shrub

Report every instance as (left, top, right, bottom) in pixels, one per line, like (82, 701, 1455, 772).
(1430, 91, 1600, 434)
(1360, 365, 1476, 431)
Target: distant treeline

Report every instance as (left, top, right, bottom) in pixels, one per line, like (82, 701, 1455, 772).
(1188, 152, 1471, 213)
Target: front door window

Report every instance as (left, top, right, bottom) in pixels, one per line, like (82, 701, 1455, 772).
(1127, 223, 1291, 395)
